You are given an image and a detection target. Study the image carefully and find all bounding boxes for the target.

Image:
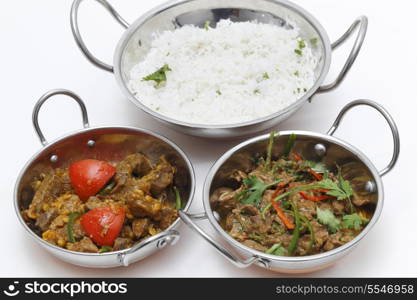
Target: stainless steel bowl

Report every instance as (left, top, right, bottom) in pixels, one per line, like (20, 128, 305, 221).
(71, 0, 367, 138)
(14, 89, 195, 268)
(179, 99, 399, 273)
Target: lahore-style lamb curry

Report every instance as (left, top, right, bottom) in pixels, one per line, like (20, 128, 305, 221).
(21, 153, 182, 253)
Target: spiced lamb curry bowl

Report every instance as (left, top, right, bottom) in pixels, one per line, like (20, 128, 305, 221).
(179, 99, 399, 273)
(14, 89, 195, 268)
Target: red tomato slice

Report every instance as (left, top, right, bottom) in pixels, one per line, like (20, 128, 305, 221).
(80, 206, 125, 246)
(69, 159, 116, 200)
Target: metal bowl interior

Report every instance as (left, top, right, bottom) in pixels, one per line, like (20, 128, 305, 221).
(202, 131, 383, 270)
(14, 126, 195, 263)
(114, 0, 331, 131)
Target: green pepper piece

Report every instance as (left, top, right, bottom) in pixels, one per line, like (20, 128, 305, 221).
(99, 181, 116, 196)
(287, 202, 301, 255)
(174, 186, 182, 210)
(98, 246, 113, 253)
(67, 212, 82, 243)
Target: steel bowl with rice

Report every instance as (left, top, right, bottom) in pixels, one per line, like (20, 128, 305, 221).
(71, 0, 367, 138)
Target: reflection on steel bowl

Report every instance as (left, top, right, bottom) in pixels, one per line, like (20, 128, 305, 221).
(14, 89, 195, 268)
(180, 99, 399, 273)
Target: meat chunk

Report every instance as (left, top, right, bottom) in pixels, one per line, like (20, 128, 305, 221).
(264, 233, 292, 248)
(72, 222, 85, 240)
(121, 225, 134, 239)
(67, 237, 98, 253)
(311, 220, 329, 248)
(210, 187, 237, 214)
(144, 157, 175, 196)
(226, 214, 246, 241)
(156, 208, 178, 230)
(332, 200, 346, 215)
(323, 232, 354, 251)
(35, 208, 58, 231)
(126, 190, 162, 217)
(26, 169, 72, 218)
(352, 194, 372, 207)
(114, 153, 153, 192)
(132, 218, 150, 239)
(296, 198, 317, 219)
(242, 240, 267, 252)
(113, 237, 133, 251)
(53, 194, 84, 215)
(296, 235, 313, 256)
(49, 214, 68, 230)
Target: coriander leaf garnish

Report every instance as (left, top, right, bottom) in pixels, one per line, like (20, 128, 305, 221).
(142, 64, 172, 87)
(236, 176, 281, 206)
(294, 39, 306, 56)
(262, 72, 270, 79)
(294, 49, 302, 56)
(204, 20, 211, 30)
(316, 207, 340, 233)
(310, 37, 318, 45)
(341, 213, 368, 230)
(316, 178, 353, 200)
(262, 175, 354, 217)
(216, 90, 222, 95)
(293, 71, 299, 77)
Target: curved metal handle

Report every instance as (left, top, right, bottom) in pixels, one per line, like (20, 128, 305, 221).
(327, 99, 400, 177)
(70, 0, 129, 73)
(117, 230, 180, 266)
(179, 211, 269, 269)
(32, 89, 90, 146)
(317, 16, 368, 94)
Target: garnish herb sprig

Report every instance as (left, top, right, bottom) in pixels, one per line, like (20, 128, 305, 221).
(236, 177, 281, 207)
(142, 64, 172, 87)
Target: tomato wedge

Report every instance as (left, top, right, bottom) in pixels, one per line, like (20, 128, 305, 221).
(80, 206, 125, 246)
(69, 159, 116, 200)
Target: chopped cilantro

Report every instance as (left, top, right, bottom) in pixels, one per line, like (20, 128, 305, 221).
(316, 207, 340, 233)
(204, 20, 211, 30)
(341, 213, 369, 230)
(142, 64, 172, 88)
(236, 176, 281, 207)
(310, 37, 318, 45)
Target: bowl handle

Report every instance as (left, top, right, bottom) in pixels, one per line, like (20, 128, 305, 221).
(32, 89, 90, 146)
(70, 0, 129, 73)
(317, 16, 368, 94)
(327, 99, 400, 177)
(117, 230, 180, 267)
(178, 211, 269, 269)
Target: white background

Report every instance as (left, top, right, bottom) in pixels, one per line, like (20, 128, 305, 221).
(0, 0, 416, 277)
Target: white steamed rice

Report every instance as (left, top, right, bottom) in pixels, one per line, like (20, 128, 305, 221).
(128, 19, 318, 125)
